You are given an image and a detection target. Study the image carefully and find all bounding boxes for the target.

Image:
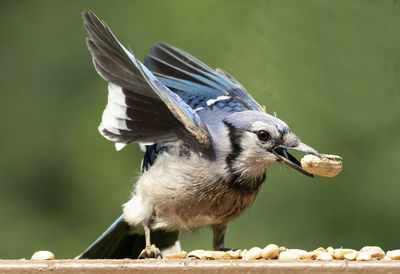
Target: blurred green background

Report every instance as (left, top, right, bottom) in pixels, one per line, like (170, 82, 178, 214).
(0, 0, 399, 259)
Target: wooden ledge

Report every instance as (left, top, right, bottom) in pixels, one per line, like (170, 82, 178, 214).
(1, 260, 400, 273)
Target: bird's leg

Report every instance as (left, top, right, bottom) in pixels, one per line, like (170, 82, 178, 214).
(212, 223, 231, 251)
(138, 220, 162, 259)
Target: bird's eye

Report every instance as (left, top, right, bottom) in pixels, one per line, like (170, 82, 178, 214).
(257, 130, 270, 141)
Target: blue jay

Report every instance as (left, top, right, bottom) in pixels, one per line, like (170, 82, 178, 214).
(79, 11, 320, 259)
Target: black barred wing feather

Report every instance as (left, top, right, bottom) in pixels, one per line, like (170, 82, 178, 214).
(83, 11, 210, 150)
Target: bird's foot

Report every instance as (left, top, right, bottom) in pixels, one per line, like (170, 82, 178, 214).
(138, 244, 162, 259)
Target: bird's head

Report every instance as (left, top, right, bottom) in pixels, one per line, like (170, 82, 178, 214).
(223, 110, 319, 177)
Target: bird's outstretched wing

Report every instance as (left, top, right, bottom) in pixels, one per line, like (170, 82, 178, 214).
(83, 11, 210, 150)
(145, 42, 264, 112)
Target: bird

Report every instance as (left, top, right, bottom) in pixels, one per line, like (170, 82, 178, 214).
(78, 11, 320, 259)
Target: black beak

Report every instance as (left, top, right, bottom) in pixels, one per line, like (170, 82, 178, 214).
(273, 143, 320, 177)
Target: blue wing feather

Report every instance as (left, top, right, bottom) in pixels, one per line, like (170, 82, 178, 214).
(145, 42, 264, 113)
(147, 42, 235, 91)
(145, 55, 229, 93)
(155, 74, 222, 97)
(141, 143, 168, 172)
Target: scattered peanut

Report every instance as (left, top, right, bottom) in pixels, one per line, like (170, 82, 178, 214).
(301, 154, 342, 177)
(310, 251, 333, 261)
(31, 250, 55, 260)
(359, 246, 385, 259)
(261, 244, 279, 259)
(187, 250, 230, 260)
(344, 251, 359, 261)
(187, 249, 207, 259)
(240, 249, 248, 258)
(387, 250, 400, 260)
(171, 245, 399, 261)
(243, 247, 262, 260)
(314, 247, 328, 253)
(279, 250, 302, 260)
(165, 251, 187, 259)
(356, 252, 372, 261)
(288, 249, 310, 260)
(383, 256, 392, 261)
(227, 249, 242, 259)
(279, 246, 287, 252)
(332, 248, 357, 259)
(206, 251, 230, 260)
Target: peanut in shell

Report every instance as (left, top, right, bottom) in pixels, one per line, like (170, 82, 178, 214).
(301, 154, 342, 177)
(31, 250, 55, 260)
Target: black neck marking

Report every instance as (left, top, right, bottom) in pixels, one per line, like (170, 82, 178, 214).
(224, 121, 243, 173)
(227, 172, 266, 193)
(224, 121, 266, 193)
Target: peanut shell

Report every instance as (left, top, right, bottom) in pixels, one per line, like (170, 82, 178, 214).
(31, 251, 55, 260)
(332, 248, 357, 259)
(387, 250, 400, 260)
(165, 251, 187, 259)
(301, 154, 342, 177)
(310, 251, 333, 261)
(261, 244, 279, 259)
(359, 246, 385, 259)
(356, 252, 372, 261)
(279, 250, 302, 260)
(227, 249, 242, 259)
(243, 247, 262, 260)
(344, 251, 359, 261)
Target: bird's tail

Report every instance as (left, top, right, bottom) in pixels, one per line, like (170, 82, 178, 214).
(77, 214, 180, 259)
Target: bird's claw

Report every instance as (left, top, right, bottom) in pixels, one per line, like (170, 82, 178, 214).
(138, 244, 162, 259)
